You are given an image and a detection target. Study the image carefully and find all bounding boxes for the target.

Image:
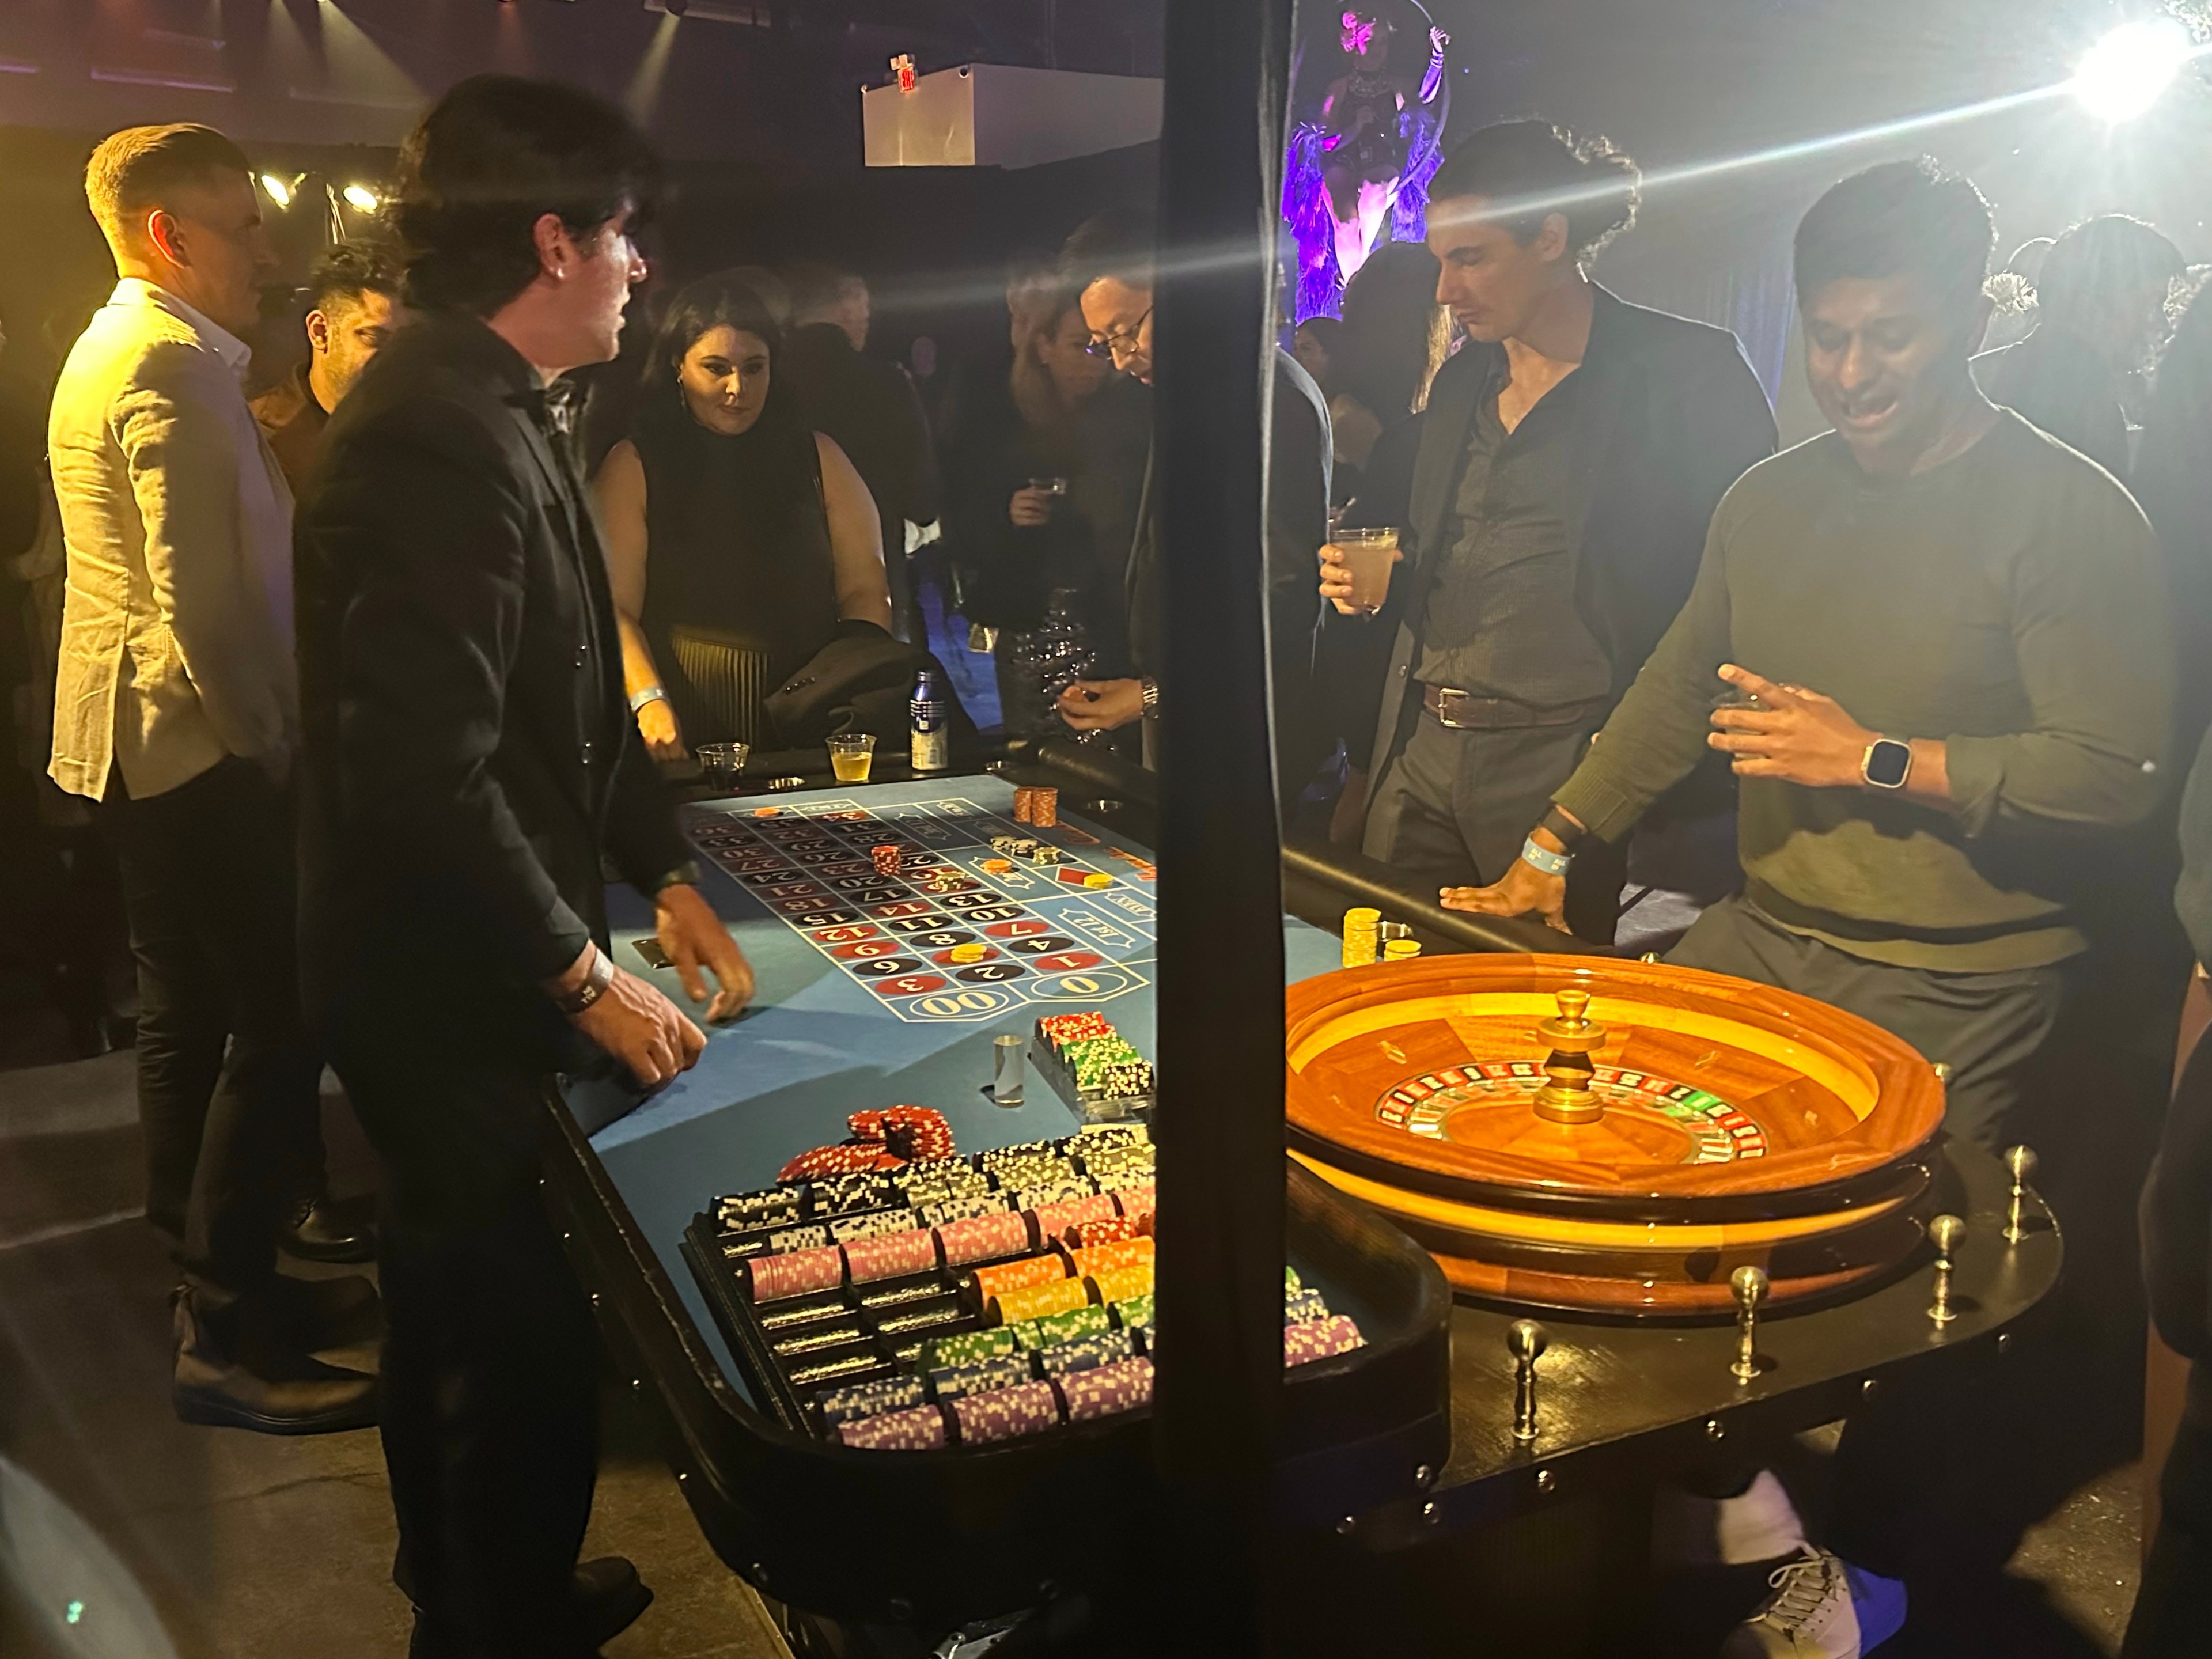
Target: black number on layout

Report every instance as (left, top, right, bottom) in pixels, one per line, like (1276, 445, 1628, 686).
(908, 930, 975, 949)
(959, 904, 1026, 923)
(938, 892, 1005, 910)
(1005, 935, 1077, 955)
(956, 963, 1026, 983)
(884, 915, 955, 934)
(853, 956, 927, 977)
(793, 910, 861, 926)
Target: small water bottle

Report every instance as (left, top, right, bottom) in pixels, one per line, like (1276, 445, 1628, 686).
(910, 668, 950, 773)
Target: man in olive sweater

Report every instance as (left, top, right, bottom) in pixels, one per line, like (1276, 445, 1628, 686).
(1454, 156, 2172, 1159)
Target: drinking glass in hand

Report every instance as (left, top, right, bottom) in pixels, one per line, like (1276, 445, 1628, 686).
(1334, 527, 1402, 612)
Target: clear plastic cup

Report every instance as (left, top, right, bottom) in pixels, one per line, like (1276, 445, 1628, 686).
(1334, 527, 1400, 612)
(828, 733, 876, 782)
(695, 741, 749, 789)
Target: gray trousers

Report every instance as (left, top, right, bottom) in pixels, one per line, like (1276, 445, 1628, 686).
(1363, 711, 1626, 940)
(1666, 895, 2069, 1150)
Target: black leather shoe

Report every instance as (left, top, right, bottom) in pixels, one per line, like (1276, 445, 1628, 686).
(278, 1194, 378, 1263)
(257, 1272, 383, 1353)
(172, 1289, 377, 1435)
(404, 1557, 650, 1658)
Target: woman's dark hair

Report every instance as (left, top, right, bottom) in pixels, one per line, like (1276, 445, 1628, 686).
(1427, 120, 1640, 261)
(635, 271, 815, 511)
(392, 74, 661, 316)
(1793, 157, 1994, 320)
(1338, 239, 1445, 420)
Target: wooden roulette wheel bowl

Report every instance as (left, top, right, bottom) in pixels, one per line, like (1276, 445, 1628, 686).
(1285, 954, 1946, 1317)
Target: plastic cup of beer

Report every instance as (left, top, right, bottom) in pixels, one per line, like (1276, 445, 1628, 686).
(1335, 527, 1400, 612)
(827, 733, 876, 782)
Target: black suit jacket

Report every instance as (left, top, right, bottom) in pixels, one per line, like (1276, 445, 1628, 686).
(783, 322, 940, 543)
(294, 310, 689, 1074)
(1358, 286, 1775, 821)
(1127, 348, 1332, 797)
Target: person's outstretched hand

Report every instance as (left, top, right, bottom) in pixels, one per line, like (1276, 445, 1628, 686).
(654, 882, 756, 1022)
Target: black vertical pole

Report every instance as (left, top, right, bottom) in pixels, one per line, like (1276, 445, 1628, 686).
(1150, 0, 1294, 1651)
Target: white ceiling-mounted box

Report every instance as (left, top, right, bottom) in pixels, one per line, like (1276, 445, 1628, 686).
(863, 63, 1162, 169)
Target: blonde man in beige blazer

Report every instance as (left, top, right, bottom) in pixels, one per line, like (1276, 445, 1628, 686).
(48, 123, 374, 1434)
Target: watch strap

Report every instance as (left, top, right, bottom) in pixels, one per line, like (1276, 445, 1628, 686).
(1537, 806, 1587, 850)
(647, 860, 704, 895)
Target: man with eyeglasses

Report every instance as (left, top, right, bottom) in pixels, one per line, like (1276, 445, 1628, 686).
(1056, 206, 1334, 805)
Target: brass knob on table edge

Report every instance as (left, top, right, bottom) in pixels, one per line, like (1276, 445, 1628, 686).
(1927, 1213, 1965, 1325)
(2002, 1145, 2039, 1244)
(1508, 1319, 1547, 1444)
(1729, 1264, 1768, 1384)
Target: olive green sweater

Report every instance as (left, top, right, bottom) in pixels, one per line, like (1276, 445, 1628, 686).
(1552, 412, 2173, 970)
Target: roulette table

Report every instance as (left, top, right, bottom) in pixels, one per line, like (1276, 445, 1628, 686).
(537, 750, 2060, 1654)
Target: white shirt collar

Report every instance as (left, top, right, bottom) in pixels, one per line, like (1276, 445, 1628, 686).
(111, 278, 252, 376)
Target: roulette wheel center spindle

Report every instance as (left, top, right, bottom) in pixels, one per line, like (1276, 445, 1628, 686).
(1531, 987, 1609, 1127)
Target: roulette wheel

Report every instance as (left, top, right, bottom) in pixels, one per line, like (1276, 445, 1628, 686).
(1285, 954, 1948, 1316)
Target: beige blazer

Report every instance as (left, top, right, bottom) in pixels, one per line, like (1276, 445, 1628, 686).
(47, 279, 296, 801)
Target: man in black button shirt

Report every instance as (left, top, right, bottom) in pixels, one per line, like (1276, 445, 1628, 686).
(295, 78, 753, 1657)
(1320, 122, 1775, 937)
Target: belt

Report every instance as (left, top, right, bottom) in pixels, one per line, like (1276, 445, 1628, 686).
(1420, 684, 1611, 730)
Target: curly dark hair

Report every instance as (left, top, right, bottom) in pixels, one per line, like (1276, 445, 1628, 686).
(391, 75, 660, 317)
(1427, 120, 1640, 261)
(305, 239, 400, 316)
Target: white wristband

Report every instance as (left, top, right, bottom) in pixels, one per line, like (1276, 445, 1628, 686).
(630, 686, 669, 713)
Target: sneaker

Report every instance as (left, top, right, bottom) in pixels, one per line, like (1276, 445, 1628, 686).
(1721, 1547, 1907, 1658)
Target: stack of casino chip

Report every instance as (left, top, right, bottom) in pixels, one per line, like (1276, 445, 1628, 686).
(1037, 1013, 1113, 1048)
(870, 843, 903, 877)
(1005, 1177, 1096, 1213)
(918, 1326, 1020, 1370)
(716, 1187, 802, 1233)
(935, 1208, 1032, 1268)
(1109, 1293, 1154, 1342)
(1087, 1264, 1153, 1306)
(1342, 907, 1381, 968)
(779, 1141, 900, 1183)
(915, 1192, 1010, 1229)
(1059, 1034, 1153, 1101)
(1013, 787, 1036, 824)
(1067, 1237, 1153, 1282)
(988, 1276, 1089, 1326)
(1285, 1286, 1330, 1324)
(1284, 1315, 1366, 1366)
(838, 1403, 948, 1450)
(765, 1222, 831, 1254)
(948, 942, 988, 965)
(1012, 1303, 1111, 1350)
(1382, 938, 1422, 961)
(1031, 788, 1058, 829)
(1068, 1213, 1141, 1250)
(929, 1351, 1032, 1402)
(843, 1226, 940, 1285)
(826, 1207, 919, 1245)
(895, 1158, 991, 1208)
(1031, 1191, 1119, 1243)
(1059, 1356, 1153, 1422)
(951, 1379, 1063, 1445)
(847, 1104, 956, 1164)
(971, 1254, 1067, 1305)
(747, 1243, 844, 1302)
(1112, 1184, 1157, 1230)
(816, 1374, 927, 1426)
(810, 1172, 899, 1215)
(1037, 1328, 1137, 1377)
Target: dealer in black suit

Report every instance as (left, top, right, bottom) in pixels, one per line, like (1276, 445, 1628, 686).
(294, 78, 753, 1658)
(1320, 122, 1776, 939)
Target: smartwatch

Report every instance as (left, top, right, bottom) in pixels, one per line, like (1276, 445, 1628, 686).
(1861, 737, 1912, 790)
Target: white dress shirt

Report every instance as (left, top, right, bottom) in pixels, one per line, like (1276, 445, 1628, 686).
(48, 278, 296, 800)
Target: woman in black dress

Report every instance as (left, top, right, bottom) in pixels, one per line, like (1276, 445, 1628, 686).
(594, 274, 891, 757)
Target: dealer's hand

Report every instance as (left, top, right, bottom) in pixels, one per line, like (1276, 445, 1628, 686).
(1317, 540, 1402, 616)
(1705, 664, 1875, 789)
(654, 882, 756, 1022)
(1438, 833, 1570, 933)
(565, 953, 706, 1091)
(1058, 677, 1145, 732)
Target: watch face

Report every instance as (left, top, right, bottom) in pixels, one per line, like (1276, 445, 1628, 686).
(1865, 739, 1911, 789)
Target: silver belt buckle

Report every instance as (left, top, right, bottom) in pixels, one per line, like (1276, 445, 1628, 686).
(1433, 687, 1474, 729)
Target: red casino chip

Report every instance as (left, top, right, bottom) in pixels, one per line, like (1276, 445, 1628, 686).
(776, 1143, 902, 1183)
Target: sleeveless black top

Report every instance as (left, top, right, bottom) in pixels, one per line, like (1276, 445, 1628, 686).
(632, 403, 839, 744)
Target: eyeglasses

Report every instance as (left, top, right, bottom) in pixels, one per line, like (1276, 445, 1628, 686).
(1085, 307, 1153, 359)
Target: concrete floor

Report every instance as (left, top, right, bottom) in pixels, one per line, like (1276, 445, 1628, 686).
(0, 1052, 790, 1659)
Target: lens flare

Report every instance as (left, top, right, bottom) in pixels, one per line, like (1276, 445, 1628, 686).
(342, 184, 380, 212)
(259, 174, 293, 209)
(2071, 18, 2195, 123)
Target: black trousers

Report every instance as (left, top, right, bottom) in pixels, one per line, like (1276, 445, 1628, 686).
(2126, 1389, 2212, 1656)
(1362, 711, 1626, 942)
(1666, 894, 2069, 1151)
(330, 1033, 600, 1658)
(95, 756, 320, 1320)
